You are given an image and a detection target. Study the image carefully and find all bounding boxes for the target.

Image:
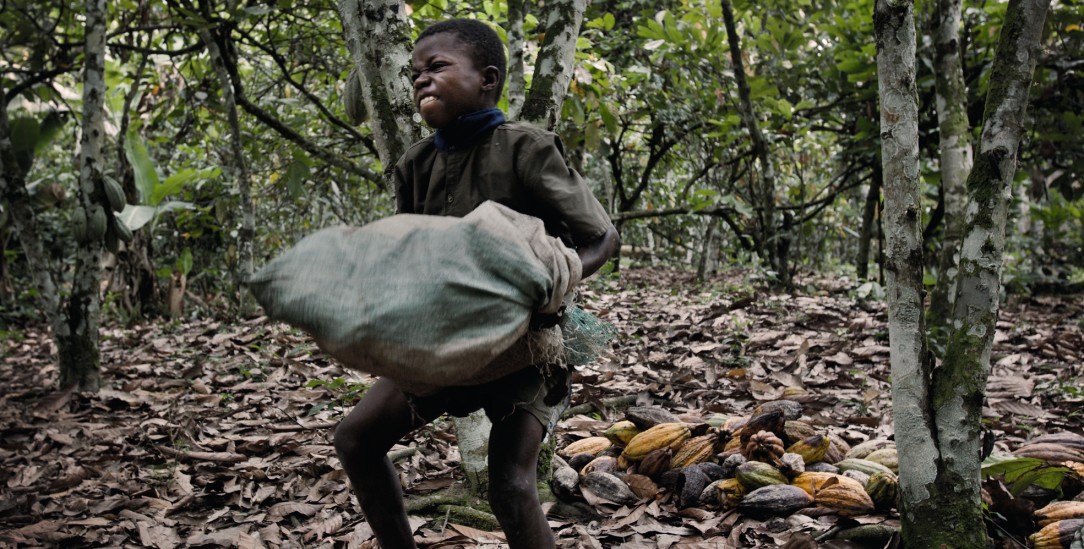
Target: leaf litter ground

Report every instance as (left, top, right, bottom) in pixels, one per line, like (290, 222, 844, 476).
(1, 267, 1081, 548)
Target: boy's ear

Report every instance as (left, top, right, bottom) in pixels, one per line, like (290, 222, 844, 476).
(481, 66, 500, 92)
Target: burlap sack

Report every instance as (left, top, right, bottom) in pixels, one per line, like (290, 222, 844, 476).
(247, 201, 581, 394)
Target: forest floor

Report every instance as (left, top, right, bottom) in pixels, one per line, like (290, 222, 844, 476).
(1, 267, 1082, 548)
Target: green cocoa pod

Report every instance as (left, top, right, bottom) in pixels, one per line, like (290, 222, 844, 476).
(71, 205, 88, 242)
(111, 215, 133, 243)
(86, 204, 107, 241)
(103, 176, 126, 212)
(104, 221, 120, 253)
(344, 66, 368, 125)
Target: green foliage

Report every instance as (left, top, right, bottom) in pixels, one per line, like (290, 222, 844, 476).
(981, 454, 1074, 497)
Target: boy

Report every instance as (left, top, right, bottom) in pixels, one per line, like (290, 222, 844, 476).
(333, 18, 619, 549)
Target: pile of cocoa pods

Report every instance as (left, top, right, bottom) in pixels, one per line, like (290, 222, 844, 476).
(552, 402, 1084, 547)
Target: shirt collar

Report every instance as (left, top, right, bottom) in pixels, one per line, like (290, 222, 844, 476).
(434, 108, 506, 152)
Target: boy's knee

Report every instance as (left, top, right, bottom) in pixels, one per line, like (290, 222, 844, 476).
(333, 420, 368, 461)
(488, 474, 535, 507)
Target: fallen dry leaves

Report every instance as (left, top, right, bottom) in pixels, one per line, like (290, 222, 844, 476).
(1, 267, 1081, 548)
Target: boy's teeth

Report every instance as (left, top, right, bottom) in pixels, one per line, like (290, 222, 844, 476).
(421, 96, 435, 106)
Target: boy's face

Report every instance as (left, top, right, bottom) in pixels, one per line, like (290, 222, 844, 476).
(411, 32, 499, 129)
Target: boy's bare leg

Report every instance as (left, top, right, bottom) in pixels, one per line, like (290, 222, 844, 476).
(488, 409, 555, 549)
(334, 378, 437, 549)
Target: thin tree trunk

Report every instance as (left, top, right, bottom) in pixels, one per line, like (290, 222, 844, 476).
(506, 0, 528, 120)
(875, 0, 941, 545)
(857, 169, 882, 281)
(934, 0, 1049, 544)
(59, 0, 109, 391)
(721, 0, 785, 285)
(928, 0, 974, 325)
(519, 0, 586, 130)
(199, 27, 255, 314)
(337, 0, 420, 169)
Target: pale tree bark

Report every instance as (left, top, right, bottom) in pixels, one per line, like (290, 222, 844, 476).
(197, 26, 255, 314)
(337, 0, 421, 170)
(58, 0, 109, 391)
(720, 0, 787, 285)
(934, 0, 1049, 543)
(927, 0, 974, 325)
(874, 0, 938, 544)
(518, 0, 586, 130)
(878, 0, 1050, 545)
(506, 0, 528, 120)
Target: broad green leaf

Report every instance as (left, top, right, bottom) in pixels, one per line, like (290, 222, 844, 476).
(125, 130, 159, 204)
(9, 117, 40, 154)
(177, 248, 194, 277)
(152, 168, 219, 206)
(1009, 466, 1071, 496)
(118, 201, 195, 231)
(118, 204, 158, 231)
(284, 157, 311, 199)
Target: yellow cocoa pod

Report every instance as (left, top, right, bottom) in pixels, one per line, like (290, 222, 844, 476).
(724, 435, 743, 453)
(604, 420, 641, 447)
(787, 433, 830, 465)
(559, 436, 612, 458)
(863, 448, 898, 474)
(865, 471, 899, 511)
(1036, 501, 1084, 528)
(1030, 518, 1084, 549)
(814, 482, 876, 516)
(621, 422, 691, 462)
(670, 434, 716, 470)
(791, 472, 865, 497)
(709, 478, 745, 509)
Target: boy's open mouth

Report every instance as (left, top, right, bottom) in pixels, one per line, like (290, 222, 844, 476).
(419, 96, 437, 108)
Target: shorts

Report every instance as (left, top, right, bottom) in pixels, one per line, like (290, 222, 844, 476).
(404, 362, 571, 436)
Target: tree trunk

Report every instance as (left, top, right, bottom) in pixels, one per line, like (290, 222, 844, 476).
(935, 0, 1049, 543)
(877, 0, 1050, 545)
(857, 166, 882, 281)
(337, 0, 421, 170)
(927, 0, 974, 326)
(518, 0, 586, 130)
(58, 0, 109, 391)
(874, 0, 940, 545)
(506, 0, 528, 120)
(199, 27, 255, 315)
(721, 0, 786, 285)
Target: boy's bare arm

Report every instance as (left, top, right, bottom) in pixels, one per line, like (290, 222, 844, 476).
(577, 225, 620, 279)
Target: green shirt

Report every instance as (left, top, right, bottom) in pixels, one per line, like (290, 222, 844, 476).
(394, 121, 612, 247)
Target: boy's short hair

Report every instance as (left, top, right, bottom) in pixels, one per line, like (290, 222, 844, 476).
(417, 18, 507, 97)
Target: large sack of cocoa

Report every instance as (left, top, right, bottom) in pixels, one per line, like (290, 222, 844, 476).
(247, 201, 581, 394)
